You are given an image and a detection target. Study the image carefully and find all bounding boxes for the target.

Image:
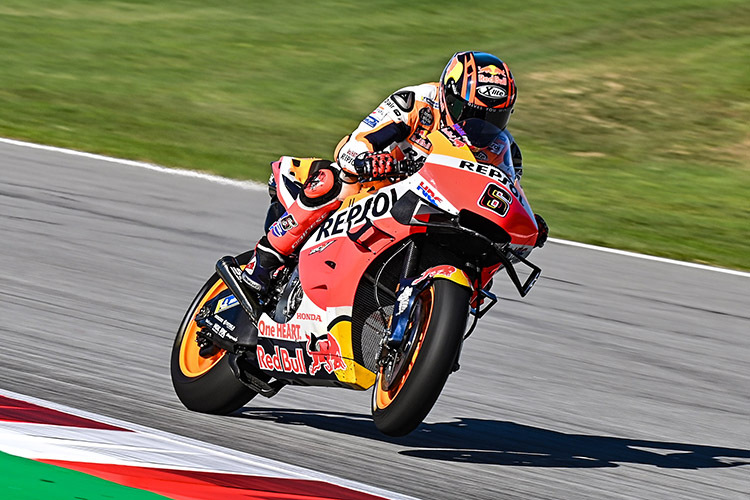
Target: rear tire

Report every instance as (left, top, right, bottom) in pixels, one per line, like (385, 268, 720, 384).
(170, 252, 259, 415)
(372, 279, 470, 436)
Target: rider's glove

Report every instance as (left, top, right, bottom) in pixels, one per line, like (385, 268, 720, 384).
(353, 152, 398, 181)
(534, 213, 549, 248)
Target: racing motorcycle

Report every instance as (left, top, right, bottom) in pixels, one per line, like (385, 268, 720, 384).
(170, 119, 542, 437)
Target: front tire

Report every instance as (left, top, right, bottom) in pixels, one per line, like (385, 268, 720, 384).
(170, 252, 258, 414)
(372, 279, 471, 436)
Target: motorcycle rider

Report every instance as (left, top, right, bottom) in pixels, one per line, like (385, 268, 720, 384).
(241, 51, 548, 301)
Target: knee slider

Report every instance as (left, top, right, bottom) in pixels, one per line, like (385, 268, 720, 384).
(299, 163, 342, 208)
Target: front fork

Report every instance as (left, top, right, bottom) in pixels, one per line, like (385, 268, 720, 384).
(386, 239, 423, 349)
(377, 239, 476, 380)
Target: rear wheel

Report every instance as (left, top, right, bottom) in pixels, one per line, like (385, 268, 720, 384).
(170, 252, 259, 414)
(372, 279, 471, 436)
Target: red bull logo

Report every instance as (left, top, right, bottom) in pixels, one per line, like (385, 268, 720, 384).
(256, 345, 307, 375)
(478, 65, 507, 85)
(413, 265, 458, 286)
(306, 334, 347, 375)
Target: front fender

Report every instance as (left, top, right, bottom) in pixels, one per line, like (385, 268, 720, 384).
(412, 264, 473, 289)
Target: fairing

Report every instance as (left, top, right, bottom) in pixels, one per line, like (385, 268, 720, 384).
(211, 124, 540, 390)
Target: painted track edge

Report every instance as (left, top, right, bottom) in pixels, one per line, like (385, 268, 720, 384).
(0, 388, 422, 500)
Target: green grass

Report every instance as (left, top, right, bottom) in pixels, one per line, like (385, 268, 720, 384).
(0, 0, 748, 270)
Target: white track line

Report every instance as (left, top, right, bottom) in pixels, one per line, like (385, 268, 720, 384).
(0, 137, 265, 191)
(548, 239, 749, 278)
(2, 136, 747, 278)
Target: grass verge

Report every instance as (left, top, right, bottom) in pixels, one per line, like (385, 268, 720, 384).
(0, 0, 747, 269)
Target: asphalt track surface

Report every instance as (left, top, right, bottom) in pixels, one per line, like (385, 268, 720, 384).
(1, 140, 748, 500)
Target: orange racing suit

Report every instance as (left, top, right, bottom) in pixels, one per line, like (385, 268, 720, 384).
(263, 82, 524, 260)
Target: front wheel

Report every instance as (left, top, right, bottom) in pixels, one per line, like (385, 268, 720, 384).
(170, 251, 259, 415)
(372, 279, 471, 436)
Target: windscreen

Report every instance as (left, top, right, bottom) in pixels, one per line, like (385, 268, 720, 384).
(453, 118, 502, 149)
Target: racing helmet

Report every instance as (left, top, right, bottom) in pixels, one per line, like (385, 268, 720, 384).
(439, 51, 517, 131)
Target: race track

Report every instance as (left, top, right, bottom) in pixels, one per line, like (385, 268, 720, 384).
(1, 140, 748, 500)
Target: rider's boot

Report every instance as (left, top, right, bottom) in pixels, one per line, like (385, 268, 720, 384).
(240, 236, 285, 301)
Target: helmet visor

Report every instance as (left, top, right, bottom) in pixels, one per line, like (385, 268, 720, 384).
(446, 93, 512, 131)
